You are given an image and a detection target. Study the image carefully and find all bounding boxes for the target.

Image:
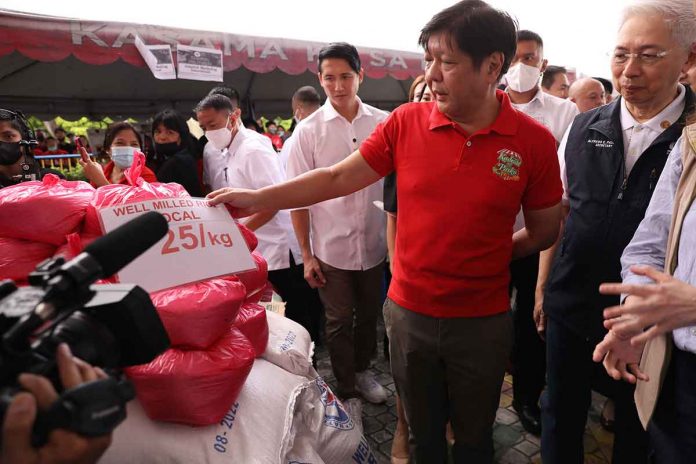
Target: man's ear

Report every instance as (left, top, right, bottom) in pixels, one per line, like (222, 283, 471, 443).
(681, 43, 696, 74)
(487, 52, 505, 83)
(540, 58, 548, 73)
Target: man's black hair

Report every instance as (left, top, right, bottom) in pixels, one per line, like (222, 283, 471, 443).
(542, 65, 567, 90)
(194, 94, 234, 113)
(317, 42, 361, 74)
(418, 0, 518, 81)
(207, 86, 241, 107)
(293, 86, 322, 106)
(54, 127, 66, 134)
(593, 77, 614, 95)
(517, 30, 544, 48)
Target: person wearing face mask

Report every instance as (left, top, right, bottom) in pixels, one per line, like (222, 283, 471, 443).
(150, 109, 203, 197)
(264, 122, 284, 152)
(79, 121, 157, 187)
(205, 86, 275, 151)
(502, 29, 580, 437)
(196, 94, 319, 345)
(41, 136, 68, 156)
(0, 108, 61, 188)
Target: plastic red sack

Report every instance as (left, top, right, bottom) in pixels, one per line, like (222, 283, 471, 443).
(231, 251, 268, 303)
(237, 222, 258, 252)
(125, 326, 256, 426)
(54, 233, 100, 260)
(0, 174, 94, 246)
(52, 233, 117, 284)
(150, 278, 246, 349)
(83, 153, 190, 235)
(233, 303, 269, 357)
(0, 237, 56, 282)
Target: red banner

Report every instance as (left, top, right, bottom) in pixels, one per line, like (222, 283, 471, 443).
(0, 11, 424, 80)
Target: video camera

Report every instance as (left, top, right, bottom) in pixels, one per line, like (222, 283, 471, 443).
(0, 212, 171, 447)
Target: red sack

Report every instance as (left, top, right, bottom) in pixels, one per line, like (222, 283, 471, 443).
(0, 237, 56, 282)
(236, 222, 258, 252)
(54, 233, 100, 260)
(83, 153, 190, 235)
(231, 251, 268, 303)
(125, 326, 255, 426)
(233, 303, 269, 357)
(0, 174, 94, 246)
(150, 278, 246, 349)
(221, 205, 257, 252)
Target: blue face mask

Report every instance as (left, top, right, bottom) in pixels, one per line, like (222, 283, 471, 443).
(111, 146, 136, 168)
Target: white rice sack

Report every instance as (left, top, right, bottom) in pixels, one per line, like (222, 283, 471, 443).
(102, 359, 310, 464)
(262, 309, 314, 377)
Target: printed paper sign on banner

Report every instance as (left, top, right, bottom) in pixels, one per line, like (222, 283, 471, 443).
(98, 198, 255, 292)
(134, 36, 176, 80)
(176, 43, 224, 82)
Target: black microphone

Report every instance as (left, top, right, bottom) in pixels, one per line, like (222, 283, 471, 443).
(44, 212, 169, 302)
(4, 212, 169, 352)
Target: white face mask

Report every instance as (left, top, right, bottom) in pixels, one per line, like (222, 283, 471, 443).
(505, 63, 541, 93)
(206, 127, 233, 150)
(111, 146, 136, 168)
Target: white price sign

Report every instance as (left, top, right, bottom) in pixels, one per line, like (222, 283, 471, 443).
(98, 198, 256, 292)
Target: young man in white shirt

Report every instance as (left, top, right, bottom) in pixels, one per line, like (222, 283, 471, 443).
(196, 94, 317, 339)
(503, 29, 580, 436)
(286, 43, 388, 413)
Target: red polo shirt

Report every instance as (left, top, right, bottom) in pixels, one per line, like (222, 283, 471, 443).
(360, 90, 561, 318)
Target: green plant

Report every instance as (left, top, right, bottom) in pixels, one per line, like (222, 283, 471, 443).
(53, 163, 87, 182)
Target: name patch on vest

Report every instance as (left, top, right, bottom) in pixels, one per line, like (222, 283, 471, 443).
(587, 138, 614, 149)
(492, 149, 522, 181)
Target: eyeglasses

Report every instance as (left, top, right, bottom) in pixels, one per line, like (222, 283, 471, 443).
(611, 50, 670, 66)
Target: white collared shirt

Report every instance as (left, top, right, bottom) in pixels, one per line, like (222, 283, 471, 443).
(620, 84, 685, 175)
(509, 87, 579, 143)
(202, 129, 301, 271)
(557, 84, 687, 204)
(286, 98, 388, 270)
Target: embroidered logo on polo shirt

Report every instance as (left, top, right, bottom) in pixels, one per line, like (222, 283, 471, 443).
(587, 138, 614, 149)
(492, 149, 522, 181)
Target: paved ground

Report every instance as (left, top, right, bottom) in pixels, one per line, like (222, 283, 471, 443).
(314, 324, 614, 464)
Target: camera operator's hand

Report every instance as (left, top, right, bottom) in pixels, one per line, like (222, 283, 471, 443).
(2, 343, 112, 464)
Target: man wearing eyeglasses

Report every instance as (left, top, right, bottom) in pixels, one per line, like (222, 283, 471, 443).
(536, 1, 696, 462)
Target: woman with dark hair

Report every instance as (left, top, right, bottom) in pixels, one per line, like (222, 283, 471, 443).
(150, 109, 203, 196)
(79, 121, 157, 187)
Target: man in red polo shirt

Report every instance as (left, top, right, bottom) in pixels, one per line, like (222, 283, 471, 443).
(207, 1, 561, 462)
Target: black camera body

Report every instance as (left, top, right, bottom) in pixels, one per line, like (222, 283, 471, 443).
(0, 212, 171, 447)
(0, 278, 169, 446)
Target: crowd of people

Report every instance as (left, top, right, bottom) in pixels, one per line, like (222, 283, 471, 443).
(2, 0, 696, 463)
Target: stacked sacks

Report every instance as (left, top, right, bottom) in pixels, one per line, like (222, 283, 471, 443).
(75, 154, 272, 425)
(125, 248, 269, 425)
(125, 326, 256, 426)
(0, 174, 95, 283)
(101, 360, 378, 463)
